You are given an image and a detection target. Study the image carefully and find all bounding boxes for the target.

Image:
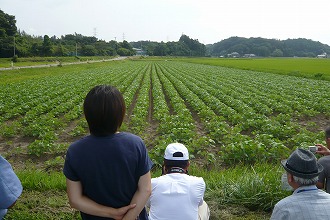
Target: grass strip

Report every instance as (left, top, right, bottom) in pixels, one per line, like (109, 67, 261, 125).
(177, 57, 330, 81)
(16, 170, 66, 191)
(7, 163, 288, 219)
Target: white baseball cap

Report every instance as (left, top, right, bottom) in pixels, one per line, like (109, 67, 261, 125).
(164, 143, 189, 160)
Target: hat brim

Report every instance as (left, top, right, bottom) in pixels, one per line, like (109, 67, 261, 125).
(281, 159, 323, 178)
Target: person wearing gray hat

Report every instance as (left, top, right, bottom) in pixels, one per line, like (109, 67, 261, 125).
(271, 148, 330, 220)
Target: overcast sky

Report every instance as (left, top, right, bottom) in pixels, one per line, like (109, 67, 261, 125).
(1, 0, 330, 45)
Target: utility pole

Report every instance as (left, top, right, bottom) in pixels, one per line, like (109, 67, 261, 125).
(13, 36, 16, 56)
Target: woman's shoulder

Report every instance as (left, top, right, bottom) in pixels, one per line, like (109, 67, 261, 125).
(118, 132, 143, 141)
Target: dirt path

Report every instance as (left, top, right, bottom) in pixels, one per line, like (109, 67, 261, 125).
(0, 56, 127, 71)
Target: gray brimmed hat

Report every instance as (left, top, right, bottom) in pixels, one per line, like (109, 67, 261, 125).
(281, 148, 323, 178)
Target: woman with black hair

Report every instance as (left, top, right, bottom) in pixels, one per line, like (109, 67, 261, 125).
(63, 85, 153, 220)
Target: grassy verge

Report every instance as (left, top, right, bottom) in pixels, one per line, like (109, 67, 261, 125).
(176, 57, 330, 81)
(5, 163, 287, 219)
(0, 60, 122, 84)
(0, 56, 116, 68)
(5, 190, 80, 220)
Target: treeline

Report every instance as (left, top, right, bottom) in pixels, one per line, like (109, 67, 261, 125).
(208, 36, 330, 57)
(130, 35, 206, 57)
(1, 9, 330, 59)
(12, 32, 135, 57)
(0, 9, 135, 58)
(0, 9, 205, 58)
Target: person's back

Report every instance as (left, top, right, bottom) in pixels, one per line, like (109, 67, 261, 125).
(63, 85, 153, 220)
(147, 143, 207, 220)
(0, 155, 23, 219)
(318, 155, 330, 193)
(271, 185, 330, 219)
(64, 132, 151, 219)
(271, 148, 330, 220)
(148, 173, 205, 220)
(316, 126, 330, 193)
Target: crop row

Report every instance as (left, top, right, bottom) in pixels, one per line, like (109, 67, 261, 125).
(1, 61, 329, 165)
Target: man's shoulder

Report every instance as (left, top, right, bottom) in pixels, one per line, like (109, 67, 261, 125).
(275, 194, 294, 206)
(318, 155, 330, 164)
(276, 190, 330, 206)
(151, 174, 204, 182)
(185, 175, 205, 182)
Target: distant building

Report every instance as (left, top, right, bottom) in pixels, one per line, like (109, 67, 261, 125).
(133, 48, 147, 56)
(227, 52, 240, 58)
(317, 52, 327, 58)
(243, 54, 256, 58)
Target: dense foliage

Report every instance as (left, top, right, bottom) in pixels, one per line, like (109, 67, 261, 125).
(4, 31, 136, 58)
(130, 34, 206, 57)
(208, 36, 330, 57)
(0, 9, 17, 57)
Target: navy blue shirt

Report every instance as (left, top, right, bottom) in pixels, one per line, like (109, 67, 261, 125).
(63, 132, 153, 220)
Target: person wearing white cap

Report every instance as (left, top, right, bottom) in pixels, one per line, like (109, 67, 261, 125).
(146, 143, 209, 220)
(271, 148, 330, 220)
(0, 155, 23, 219)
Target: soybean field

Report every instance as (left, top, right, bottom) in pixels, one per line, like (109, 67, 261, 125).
(1, 59, 330, 219)
(1, 60, 330, 164)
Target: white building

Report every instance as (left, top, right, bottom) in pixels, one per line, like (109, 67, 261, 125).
(227, 52, 240, 58)
(317, 52, 327, 58)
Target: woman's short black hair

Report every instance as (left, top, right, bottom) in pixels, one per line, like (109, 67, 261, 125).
(83, 85, 126, 136)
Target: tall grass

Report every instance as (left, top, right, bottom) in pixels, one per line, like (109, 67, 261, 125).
(16, 170, 66, 191)
(190, 163, 290, 212)
(7, 163, 289, 219)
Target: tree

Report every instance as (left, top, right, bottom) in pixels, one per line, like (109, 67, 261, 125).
(153, 42, 168, 56)
(42, 35, 53, 56)
(271, 49, 283, 57)
(179, 35, 206, 56)
(0, 9, 17, 37)
(0, 10, 17, 58)
(255, 46, 271, 57)
(119, 40, 133, 50)
(81, 45, 97, 56)
(117, 40, 134, 55)
(53, 44, 68, 56)
(117, 48, 132, 56)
